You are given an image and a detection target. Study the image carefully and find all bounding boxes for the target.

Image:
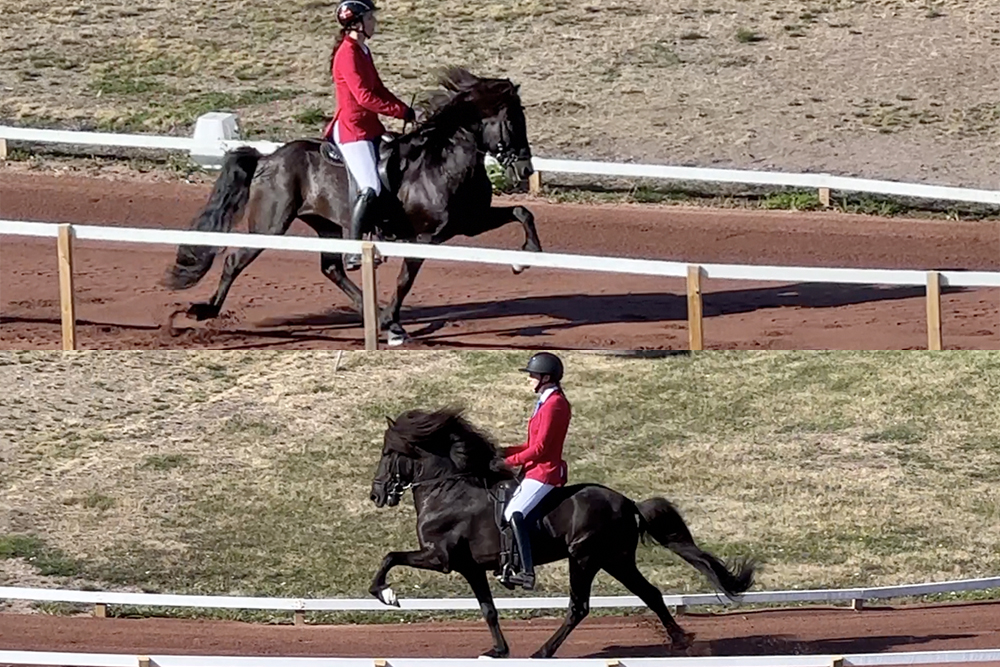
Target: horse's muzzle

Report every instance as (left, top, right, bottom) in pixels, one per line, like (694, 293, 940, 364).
(509, 159, 534, 183)
(371, 477, 403, 508)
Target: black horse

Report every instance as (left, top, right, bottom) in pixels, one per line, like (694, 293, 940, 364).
(163, 68, 542, 346)
(369, 407, 757, 658)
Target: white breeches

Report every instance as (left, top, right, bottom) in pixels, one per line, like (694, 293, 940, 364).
(504, 478, 554, 523)
(333, 121, 381, 195)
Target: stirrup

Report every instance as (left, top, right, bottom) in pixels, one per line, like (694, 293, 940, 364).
(506, 570, 536, 590)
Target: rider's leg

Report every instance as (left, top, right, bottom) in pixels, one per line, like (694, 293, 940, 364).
(500, 479, 553, 590)
(334, 122, 382, 271)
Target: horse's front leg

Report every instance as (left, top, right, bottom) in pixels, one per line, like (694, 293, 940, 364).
(378, 256, 425, 347)
(460, 566, 511, 658)
(370, 547, 448, 607)
(467, 206, 542, 274)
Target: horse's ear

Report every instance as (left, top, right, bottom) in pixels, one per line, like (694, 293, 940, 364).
(386, 416, 396, 428)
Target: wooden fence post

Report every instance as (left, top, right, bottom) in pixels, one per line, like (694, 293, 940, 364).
(294, 610, 306, 626)
(57, 224, 77, 351)
(926, 271, 943, 351)
(137, 656, 151, 667)
(818, 187, 831, 207)
(361, 242, 379, 351)
(529, 171, 542, 196)
(687, 265, 704, 351)
(93, 602, 107, 617)
(0, 138, 8, 160)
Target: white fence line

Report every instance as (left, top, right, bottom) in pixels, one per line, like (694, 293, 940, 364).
(4, 650, 1000, 667)
(2, 218, 999, 351)
(4, 220, 1000, 288)
(2, 576, 998, 613)
(3, 118, 1000, 205)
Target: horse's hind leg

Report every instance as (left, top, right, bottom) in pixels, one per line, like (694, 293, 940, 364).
(531, 557, 599, 658)
(603, 560, 694, 651)
(186, 187, 297, 320)
(187, 247, 264, 320)
(313, 224, 365, 316)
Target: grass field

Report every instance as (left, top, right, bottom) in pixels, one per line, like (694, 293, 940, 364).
(2, 350, 1000, 621)
(3, 0, 1000, 191)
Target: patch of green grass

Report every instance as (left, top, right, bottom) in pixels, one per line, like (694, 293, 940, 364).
(862, 423, 926, 445)
(294, 107, 328, 126)
(0, 534, 81, 577)
(621, 42, 681, 67)
(487, 162, 515, 194)
(736, 28, 766, 43)
(762, 191, 822, 211)
(141, 454, 191, 471)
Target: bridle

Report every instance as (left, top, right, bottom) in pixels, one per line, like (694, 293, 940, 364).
(374, 454, 478, 505)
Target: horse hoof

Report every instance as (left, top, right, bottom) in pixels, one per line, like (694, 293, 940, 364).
(511, 264, 528, 274)
(186, 303, 220, 321)
(479, 649, 509, 659)
(375, 587, 399, 607)
(671, 631, 696, 651)
(386, 325, 409, 347)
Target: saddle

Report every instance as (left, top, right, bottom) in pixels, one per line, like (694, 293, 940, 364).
(320, 132, 405, 196)
(320, 133, 410, 241)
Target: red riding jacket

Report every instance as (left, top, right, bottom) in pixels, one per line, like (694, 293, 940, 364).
(323, 35, 410, 144)
(505, 388, 571, 487)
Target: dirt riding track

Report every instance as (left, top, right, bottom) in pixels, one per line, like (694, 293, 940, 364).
(3, 601, 1000, 659)
(1, 172, 998, 350)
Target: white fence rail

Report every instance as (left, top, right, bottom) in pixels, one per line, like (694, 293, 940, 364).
(2, 576, 999, 614)
(3, 219, 999, 351)
(3, 116, 1000, 205)
(5, 651, 1000, 667)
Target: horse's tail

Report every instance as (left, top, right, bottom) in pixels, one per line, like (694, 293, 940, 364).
(164, 146, 261, 290)
(635, 497, 756, 600)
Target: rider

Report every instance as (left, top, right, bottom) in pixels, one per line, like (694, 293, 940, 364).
(500, 352, 572, 590)
(324, 0, 416, 271)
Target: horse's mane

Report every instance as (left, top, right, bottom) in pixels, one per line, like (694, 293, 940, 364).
(423, 67, 520, 116)
(401, 67, 520, 152)
(386, 406, 515, 482)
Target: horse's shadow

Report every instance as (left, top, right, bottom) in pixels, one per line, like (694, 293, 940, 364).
(259, 282, 967, 342)
(584, 632, 975, 658)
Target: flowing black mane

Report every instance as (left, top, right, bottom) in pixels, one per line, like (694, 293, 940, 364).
(406, 67, 521, 147)
(385, 406, 515, 482)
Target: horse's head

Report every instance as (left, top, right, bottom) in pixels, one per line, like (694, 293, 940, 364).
(370, 407, 513, 508)
(427, 68, 535, 183)
(479, 82, 534, 183)
(371, 415, 418, 508)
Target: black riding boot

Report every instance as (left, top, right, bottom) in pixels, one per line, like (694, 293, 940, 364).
(344, 188, 378, 271)
(507, 511, 536, 590)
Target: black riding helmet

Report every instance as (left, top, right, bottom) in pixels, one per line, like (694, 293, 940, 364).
(520, 352, 564, 384)
(337, 0, 377, 28)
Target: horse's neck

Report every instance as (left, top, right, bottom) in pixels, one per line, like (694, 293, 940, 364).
(412, 475, 493, 513)
(405, 124, 482, 173)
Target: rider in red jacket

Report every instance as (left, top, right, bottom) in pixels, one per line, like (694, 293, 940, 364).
(500, 352, 572, 590)
(323, 0, 415, 271)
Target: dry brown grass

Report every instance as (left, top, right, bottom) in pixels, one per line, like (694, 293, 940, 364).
(2, 351, 1000, 619)
(2, 0, 1000, 190)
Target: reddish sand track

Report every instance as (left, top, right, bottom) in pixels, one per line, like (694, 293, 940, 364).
(3, 602, 1000, 658)
(1, 172, 998, 350)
